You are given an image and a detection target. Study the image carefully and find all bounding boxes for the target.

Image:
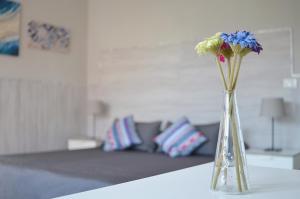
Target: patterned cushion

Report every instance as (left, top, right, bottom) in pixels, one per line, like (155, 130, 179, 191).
(154, 117, 207, 158)
(104, 115, 142, 151)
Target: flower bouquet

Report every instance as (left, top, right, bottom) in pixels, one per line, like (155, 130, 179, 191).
(195, 31, 262, 194)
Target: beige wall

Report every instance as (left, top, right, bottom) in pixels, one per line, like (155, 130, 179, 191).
(1, 0, 299, 152)
(87, 0, 300, 85)
(89, 0, 300, 56)
(0, 0, 87, 85)
(87, 0, 299, 75)
(0, 0, 87, 154)
(87, 0, 300, 149)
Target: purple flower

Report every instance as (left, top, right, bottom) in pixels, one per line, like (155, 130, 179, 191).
(221, 31, 263, 54)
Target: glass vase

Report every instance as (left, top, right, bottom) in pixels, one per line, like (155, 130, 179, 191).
(211, 90, 249, 194)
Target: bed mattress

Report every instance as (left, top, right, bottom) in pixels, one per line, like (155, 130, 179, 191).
(0, 149, 213, 199)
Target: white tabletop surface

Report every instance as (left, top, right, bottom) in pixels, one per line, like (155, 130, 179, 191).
(55, 163, 300, 199)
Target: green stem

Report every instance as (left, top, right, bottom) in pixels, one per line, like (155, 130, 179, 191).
(228, 92, 242, 192)
(227, 58, 232, 86)
(216, 58, 228, 90)
(230, 54, 238, 89)
(211, 57, 229, 190)
(231, 109, 248, 191)
(211, 130, 226, 189)
(212, 162, 222, 189)
(232, 56, 243, 89)
(228, 92, 248, 192)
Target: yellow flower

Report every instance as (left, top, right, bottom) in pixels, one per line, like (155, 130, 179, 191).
(195, 32, 223, 55)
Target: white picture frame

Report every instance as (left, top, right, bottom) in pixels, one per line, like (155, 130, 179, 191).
(255, 27, 297, 78)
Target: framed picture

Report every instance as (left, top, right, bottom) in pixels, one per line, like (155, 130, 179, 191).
(289, 29, 299, 78)
(256, 27, 296, 78)
(0, 0, 21, 56)
(27, 20, 70, 53)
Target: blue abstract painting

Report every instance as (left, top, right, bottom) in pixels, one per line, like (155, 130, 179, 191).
(0, 0, 21, 56)
(28, 21, 70, 53)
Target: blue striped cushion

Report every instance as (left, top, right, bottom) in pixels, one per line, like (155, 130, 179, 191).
(154, 117, 207, 158)
(104, 115, 142, 151)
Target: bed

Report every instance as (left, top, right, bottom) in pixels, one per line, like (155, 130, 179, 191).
(0, 149, 213, 199)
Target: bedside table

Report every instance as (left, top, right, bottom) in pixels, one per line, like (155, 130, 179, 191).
(246, 149, 300, 170)
(68, 138, 102, 150)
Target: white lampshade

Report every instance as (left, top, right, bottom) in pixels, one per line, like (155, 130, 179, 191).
(260, 97, 285, 118)
(88, 100, 103, 115)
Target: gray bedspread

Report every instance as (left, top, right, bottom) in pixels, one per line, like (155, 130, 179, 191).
(0, 149, 213, 199)
(0, 164, 110, 199)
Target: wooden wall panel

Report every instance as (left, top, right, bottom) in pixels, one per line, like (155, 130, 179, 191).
(0, 78, 85, 155)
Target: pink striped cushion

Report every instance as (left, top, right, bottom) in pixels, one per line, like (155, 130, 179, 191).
(154, 117, 207, 157)
(104, 116, 142, 151)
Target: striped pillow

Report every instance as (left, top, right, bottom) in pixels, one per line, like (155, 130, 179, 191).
(154, 117, 207, 158)
(104, 115, 142, 151)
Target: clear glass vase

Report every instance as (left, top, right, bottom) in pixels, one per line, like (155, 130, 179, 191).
(211, 90, 249, 194)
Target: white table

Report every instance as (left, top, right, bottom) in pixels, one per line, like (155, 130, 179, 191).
(246, 149, 300, 169)
(55, 163, 300, 199)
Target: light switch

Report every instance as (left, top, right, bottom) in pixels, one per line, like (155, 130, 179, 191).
(283, 78, 298, 88)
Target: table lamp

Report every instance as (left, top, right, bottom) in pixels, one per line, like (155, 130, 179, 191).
(260, 97, 285, 152)
(88, 100, 106, 138)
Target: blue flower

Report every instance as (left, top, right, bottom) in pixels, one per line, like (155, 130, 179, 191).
(221, 31, 262, 54)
